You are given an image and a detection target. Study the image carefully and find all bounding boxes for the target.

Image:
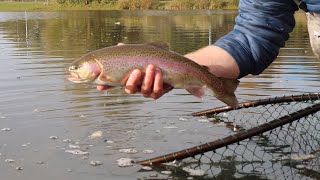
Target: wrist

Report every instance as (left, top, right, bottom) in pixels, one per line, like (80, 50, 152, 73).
(185, 45, 240, 79)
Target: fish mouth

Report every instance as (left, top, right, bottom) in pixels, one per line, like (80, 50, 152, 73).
(67, 71, 82, 82)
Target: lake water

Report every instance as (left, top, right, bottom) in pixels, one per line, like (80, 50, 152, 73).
(0, 10, 319, 179)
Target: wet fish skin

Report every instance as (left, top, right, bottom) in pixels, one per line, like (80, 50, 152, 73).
(68, 44, 239, 107)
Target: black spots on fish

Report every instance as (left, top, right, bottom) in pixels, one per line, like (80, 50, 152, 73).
(201, 65, 210, 72)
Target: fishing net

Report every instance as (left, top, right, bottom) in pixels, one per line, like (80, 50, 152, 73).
(136, 93, 320, 179)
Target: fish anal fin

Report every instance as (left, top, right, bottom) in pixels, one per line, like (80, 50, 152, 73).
(105, 86, 123, 94)
(185, 85, 205, 98)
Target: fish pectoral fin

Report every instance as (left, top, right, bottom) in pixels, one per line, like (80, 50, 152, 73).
(103, 86, 124, 95)
(185, 85, 205, 98)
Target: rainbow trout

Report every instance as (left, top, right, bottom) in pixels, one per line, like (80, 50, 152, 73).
(67, 43, 239, 107)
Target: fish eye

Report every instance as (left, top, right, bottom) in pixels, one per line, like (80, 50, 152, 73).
(69, 65, 80, 70)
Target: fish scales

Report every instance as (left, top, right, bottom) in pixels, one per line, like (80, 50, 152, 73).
(93, 45, 217, 87)
(67, 44, 239, 107)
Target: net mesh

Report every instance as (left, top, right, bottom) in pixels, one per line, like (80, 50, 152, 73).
(137, 93, 320, 179)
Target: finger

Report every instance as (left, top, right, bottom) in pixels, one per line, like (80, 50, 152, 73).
(124, 69, 142, 94)
(150, 67, 163, 99)
(97, 85, 108, 91)
(141, 64, 156, 97)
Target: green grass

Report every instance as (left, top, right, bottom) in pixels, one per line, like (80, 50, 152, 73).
(0, 2, 47, 11)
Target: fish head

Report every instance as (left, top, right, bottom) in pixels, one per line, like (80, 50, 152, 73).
(67, 57, 101, 84)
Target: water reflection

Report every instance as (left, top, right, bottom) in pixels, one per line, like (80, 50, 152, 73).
(0, 10, 319, 179)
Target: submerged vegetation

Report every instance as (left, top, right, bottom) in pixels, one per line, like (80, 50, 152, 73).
(0, 0, 239, 11)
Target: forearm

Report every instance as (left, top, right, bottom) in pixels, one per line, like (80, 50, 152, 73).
(214, 0, 298, 78)
(184, 45, 240, 79)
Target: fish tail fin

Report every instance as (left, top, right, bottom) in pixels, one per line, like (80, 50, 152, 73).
(221, 78, 239, 95)
(209, 78, 240, 108)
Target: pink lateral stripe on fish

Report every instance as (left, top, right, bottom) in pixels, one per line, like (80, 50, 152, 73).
(67, 43, 240, 108)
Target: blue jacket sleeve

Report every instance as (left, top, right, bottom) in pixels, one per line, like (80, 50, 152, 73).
(304, 0, 320, 13)
(214, 0, 298, 78)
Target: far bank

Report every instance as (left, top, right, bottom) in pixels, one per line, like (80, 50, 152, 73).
(0, 0, 239, 12)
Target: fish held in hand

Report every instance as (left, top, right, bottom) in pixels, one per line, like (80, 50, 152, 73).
(67, 44, 239, 108)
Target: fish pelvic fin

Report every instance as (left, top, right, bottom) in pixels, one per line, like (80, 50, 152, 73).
(211, 78, 240, 108)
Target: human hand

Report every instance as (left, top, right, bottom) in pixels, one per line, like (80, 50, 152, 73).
(96, 64, 173, 99)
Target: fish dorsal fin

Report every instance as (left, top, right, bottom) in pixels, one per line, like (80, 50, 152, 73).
(146, 42, 170, 50)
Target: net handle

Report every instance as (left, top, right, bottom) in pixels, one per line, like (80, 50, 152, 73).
(192, 93, 320, 116)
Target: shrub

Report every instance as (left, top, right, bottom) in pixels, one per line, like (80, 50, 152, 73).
(140, 0, 158, 9)
(118, 0, 158, 9)
(100, 0, 116, 4)
(118, 0, 130, 9)
(167, 0, 194, 10)
(194, 0, 210, 9)
(56, 0, 67, 4)
(166, 0, 239, 10)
